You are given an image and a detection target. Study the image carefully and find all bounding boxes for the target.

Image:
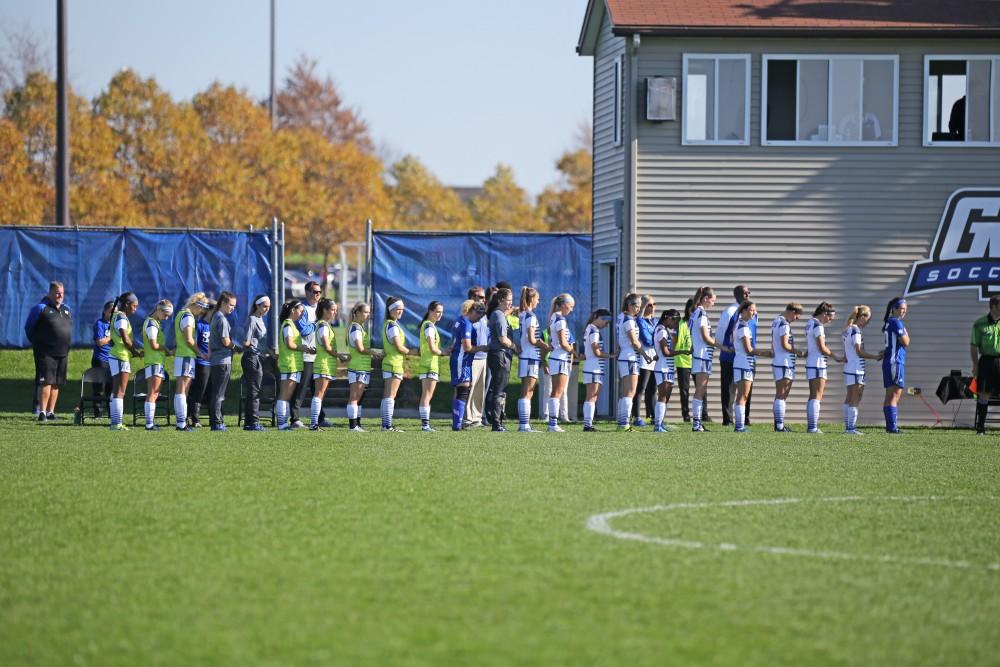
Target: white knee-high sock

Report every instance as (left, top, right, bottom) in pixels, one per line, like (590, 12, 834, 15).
(311, 397, 322, 427)
(381, 398, 394, 428)
(843, 404, 850, 430)
(145, 401, 155, 427)
(346, 403, 357, 420)
(734, 404, 745, 430)
(774, 399, 786, 429)
(848, 406, 858, 431)
(548, 398, 559, 427)
(654, 401, 666, 428)
(518, 398, 530, 429)
(276, 400, 287, 427)
(807, 399, 820, 431)
(174, 394, 186, 428)
(419, 405, 430, 426)
(583, 401, 594, 427)
(692, 398, 703, 428)
(623, 398, 634, 427)
(110, 397, 122, 426)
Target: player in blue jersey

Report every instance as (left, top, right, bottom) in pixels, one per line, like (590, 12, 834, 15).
(881, 297, 910, 433)
(841, 305, 883, 434)
(450, 300, 488, 431)
(732, 300, 771, 432)
(688, 286, 718, 432)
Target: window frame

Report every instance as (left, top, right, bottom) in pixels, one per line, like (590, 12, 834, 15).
(761, 54, 899, 147)
(681, 53, 752, 146)
(923, 55, 1000, 147)
(613, 55, 623, 147)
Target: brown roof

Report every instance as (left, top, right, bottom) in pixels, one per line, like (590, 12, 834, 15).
(592, 0, 1000, 40)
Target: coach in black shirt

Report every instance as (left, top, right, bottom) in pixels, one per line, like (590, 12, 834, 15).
(24, 281, 73, 422)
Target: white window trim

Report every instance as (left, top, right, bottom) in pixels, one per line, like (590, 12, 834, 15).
(613, 55, 623, 147)
(761, 54, 899, 147)
(923, 54, 1000, 147)
(681, 53, 751, 146)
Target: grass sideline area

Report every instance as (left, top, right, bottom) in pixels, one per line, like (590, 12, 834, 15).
(1, 410, 998, 665)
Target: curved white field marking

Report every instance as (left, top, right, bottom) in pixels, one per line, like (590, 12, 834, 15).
(586, 496, 1000, 571)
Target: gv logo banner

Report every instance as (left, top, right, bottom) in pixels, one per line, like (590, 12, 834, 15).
(906, 189, 1000, 300)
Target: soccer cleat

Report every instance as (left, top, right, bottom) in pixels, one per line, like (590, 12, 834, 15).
(807, 428, 823, 434)
(653, 425, 668, 433)
(381, 426, 403, 432)
(308, 425, 324, 431)
(633, 418, 646, 428)
(210, 424, 228, 432)
(350, 425, 367, 433)
(616, 424, 633, 432)
(144, 425, 159, 431)
(37, 412, 47, 423)
(976, 430, 987, 436)
(175, 426, 192, 432)
(844, 429, 863, 435)
(774, 426, 792, 433)
(109, 423, 129, 431)
(583, 425, 597, 432)
(491, 426, 509, 433)
(189, 421, 203, 429)
(421, 425, 436, 432)
(547, 424, 565, 432)
(291, 420, 305, 429)
(243, 424, 266, 432)
(692, 424, 706, 432)
(518, 426, 540, 433)
(318, 420, 333, 428)
(46, 412, 59, 420)
(886, 428, 903, 434)
(278, 424, 292, 431)
(734, 427, 748, 433)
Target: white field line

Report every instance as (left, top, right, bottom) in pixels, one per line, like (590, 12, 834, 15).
(585, 496, 1000, 572)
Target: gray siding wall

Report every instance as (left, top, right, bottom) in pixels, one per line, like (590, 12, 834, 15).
(592, 13, 627, 308)
(631, 37, 1000, 426)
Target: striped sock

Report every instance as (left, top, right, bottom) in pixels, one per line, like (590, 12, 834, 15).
(145, 401, 155, 428)
(419, 405, 430, 427)
(110, 397, 122, 427)
(843, 404, 850, 430)
(381, 398, 394, 429)
(807, 399, 819, 431)
(276, 400, 287, 428)
(734, 404, 744, 430)
(175, 395, 187, 428)
(548, 398, 559, 427)
(655, 401, 666, 428)
(691, 399, 702, 428)
(583, 401, 594, 427)
(849, 406, 858, 431)
(311, 397, 322, 428)
(518, 398, 530, 429)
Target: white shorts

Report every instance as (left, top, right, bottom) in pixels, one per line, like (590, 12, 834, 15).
(144, 364, 165, 380)
(582, 370, 604, 385)
(693, 358, 713, 376)
(806, 367, 828, 381)
(313, 373, 335, 381)
(519, 358, 540, 379)
(844, 371, 866, 386)
(383, 371, 403, 380)
(174, 356, 197, 379)
(548, 359, 570, 376)
(419, 372, 439, 381)
(348, 370, 371, 386)
(280, 372, 302, 383)
(734, 368, 754, 383)
(772, 365, 795, 382)
(655, 369, 675, 385)
(617, 359, 640, 377)
(109, 358, 131, 376)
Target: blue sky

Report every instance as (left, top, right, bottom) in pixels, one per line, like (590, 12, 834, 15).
(1, 0, 592, 195)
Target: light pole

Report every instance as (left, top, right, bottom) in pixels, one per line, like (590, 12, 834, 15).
(269, 0, 276, 130)
(56, 0, 69, 226)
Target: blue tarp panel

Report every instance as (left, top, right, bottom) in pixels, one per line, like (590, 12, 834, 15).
(371, 231, 591, 347)
(1, 227, 274, 348)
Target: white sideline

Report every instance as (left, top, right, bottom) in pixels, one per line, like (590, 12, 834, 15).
(585, 496, 1000, 572)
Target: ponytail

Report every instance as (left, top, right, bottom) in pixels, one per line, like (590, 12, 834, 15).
(316, 298, 334, 322)
(519, 286, 538, 312)
(385, 296, 403, 321)
(350, 301, 368, 321)
(210, 291, 235, 319)
(421, 300, 443, 327)
(549, 293, 574, 318)
(813, 301, 835, 317)
(884, 297, 905, 322)
(279, 299, 301, 322)
(487, 288, 511, 316)
(587, 308, 612, 325)
(738, 299, 755, 315)
(692, 286, 714, 308)
(621, 292, 640, 313)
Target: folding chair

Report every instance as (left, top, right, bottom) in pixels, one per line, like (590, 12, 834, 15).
(131, 371, 172, 426)
(78, 365, 111, 424)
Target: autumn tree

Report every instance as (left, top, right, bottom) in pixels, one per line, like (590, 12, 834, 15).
(0, 118, 46, 223)
(470, 163, 543, 231)
(276, 54, 372, 152)
(536, 122, 592, 232)
(386, 155, 474, 230)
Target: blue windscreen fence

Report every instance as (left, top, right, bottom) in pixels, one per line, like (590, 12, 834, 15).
(370, 231, 591, 347)
(2, 227, 276, 349)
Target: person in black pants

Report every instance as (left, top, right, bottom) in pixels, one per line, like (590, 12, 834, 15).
(188, 304, 214, 427)
(484, 288, 516, 431)
(23, 281, 73, 422)
(208, 291, 238, 431)
(241, 294, 270, 431)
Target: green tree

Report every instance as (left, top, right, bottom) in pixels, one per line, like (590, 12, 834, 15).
(470, 163, 543, 231)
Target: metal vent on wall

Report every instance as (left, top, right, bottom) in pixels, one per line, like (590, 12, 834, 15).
(646, 76, 676, 121)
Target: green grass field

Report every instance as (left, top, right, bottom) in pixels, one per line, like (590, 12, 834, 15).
(1, 405, 998, 666)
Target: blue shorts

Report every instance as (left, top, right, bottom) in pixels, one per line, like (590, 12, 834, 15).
(883, 360, 904, 388)
(450, 357, 473, 386)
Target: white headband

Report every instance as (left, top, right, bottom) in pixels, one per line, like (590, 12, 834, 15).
(390, 301, 404, 311)
(255, 296, 270, 305)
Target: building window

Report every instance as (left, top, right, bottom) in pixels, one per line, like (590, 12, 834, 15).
(682, 54, 750, 145)
(925, 56, 1000, 146)
(762, 55, 898, 146)
(613, 55, 623, 147)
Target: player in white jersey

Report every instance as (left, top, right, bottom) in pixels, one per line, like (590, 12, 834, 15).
(804, 302, 845, 433)
(546, 293, 575, 432)
(840, 305, 883, 434)
(581, 308, 612, 431)
(652, 308, 681, 432)
(770, 302, 805, 432)
(732, 301, 772, 432)
(616, 293, 644, 431)
(516, 287, 552, 432)
(688, 286, 718, 432)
